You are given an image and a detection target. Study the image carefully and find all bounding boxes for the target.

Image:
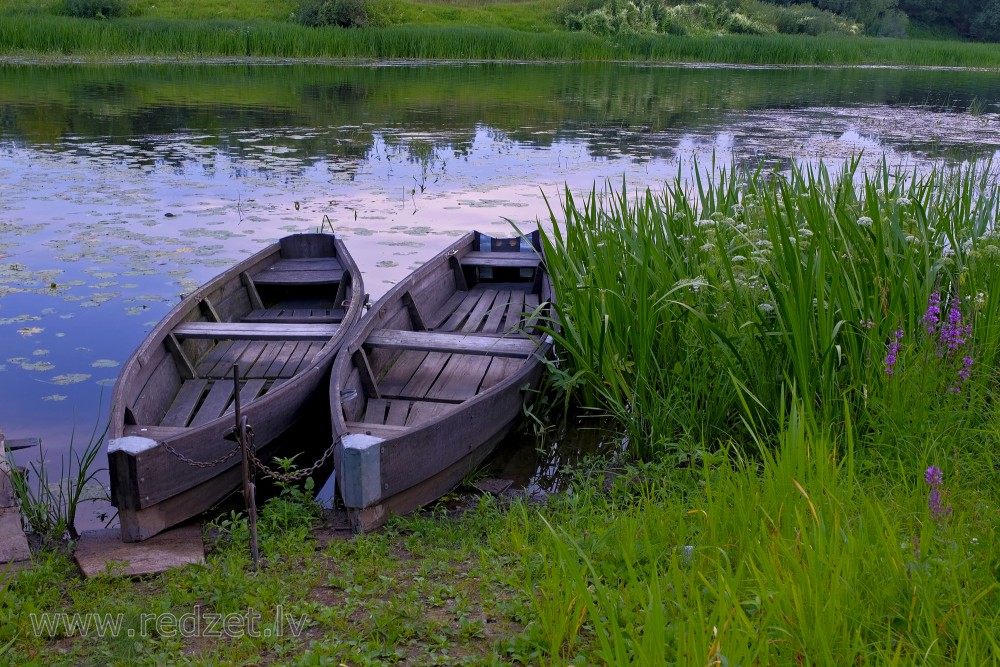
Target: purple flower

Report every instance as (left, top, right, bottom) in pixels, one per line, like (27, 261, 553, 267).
(925, 465, 952, 520)
(952, 355, 974, 393)
(884, 326, 904, 376)
(935, 293, 973, 363)
(922, 291, 941, 335)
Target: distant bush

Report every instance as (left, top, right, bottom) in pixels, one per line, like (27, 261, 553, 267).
(298, 0, 399, 28)
(971, 0, 1000, 42)
(62, 0, 131, 18)
(564, 0, 857, 38)
(755, 1, 861, 36)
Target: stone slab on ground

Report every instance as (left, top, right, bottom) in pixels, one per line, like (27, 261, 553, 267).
(74, 524, 205, 578)
(0, 506, 31, 564)
(0, 445, 31, 566)
(0, 444, 16, 508)
(473, 478, 514, 496)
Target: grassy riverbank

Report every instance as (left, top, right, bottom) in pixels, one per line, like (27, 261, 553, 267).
(4, 423, 998, 664)
(1, 4, 1000, 65)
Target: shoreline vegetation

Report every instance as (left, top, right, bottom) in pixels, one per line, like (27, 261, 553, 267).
(5, 159, 1000, 664)
(0, 0, 998, 66)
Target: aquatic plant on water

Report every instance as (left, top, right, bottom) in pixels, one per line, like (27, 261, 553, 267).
(8, 415, 107, 541)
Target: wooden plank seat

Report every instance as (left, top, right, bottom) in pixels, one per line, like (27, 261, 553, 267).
(173, 322, 339, 341)
(241, 307, 346, 324)
(251, 257, 344, 287)
(365, 329, 538, 358)
(460, 251, 541, 269)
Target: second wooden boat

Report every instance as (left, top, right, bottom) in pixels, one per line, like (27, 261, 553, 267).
(108, 233, 363, 542)
(330, 230, 553, 532)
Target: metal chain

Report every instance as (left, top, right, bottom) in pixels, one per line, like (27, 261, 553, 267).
(160, 438, 241, 469)
(246, 426, 338, 483)
(158, 421, 334, 481)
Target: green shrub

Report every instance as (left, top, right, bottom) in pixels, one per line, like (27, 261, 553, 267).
(759, 2, 861, 36)
(298, 0, 399, 28)
(724, 10, 772, 34)
(62, 0, 131, 19)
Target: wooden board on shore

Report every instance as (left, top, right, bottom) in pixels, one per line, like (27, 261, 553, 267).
(73, 524, 205, 578)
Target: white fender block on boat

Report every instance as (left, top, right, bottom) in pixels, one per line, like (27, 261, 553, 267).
(107, 436, 159, 455)
(340, 433, 384, 509)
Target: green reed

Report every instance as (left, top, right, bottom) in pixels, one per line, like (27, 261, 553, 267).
(4, 14, 1000, 65)
(540, 158, 1000, 460)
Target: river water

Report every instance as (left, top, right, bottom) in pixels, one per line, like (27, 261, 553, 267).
(1, 61, 999, 527)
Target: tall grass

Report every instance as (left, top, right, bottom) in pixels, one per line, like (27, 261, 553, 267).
(4, 15, 1000, 65)
(540, 158, 1000, 460)
(510, 400, 1000, 664)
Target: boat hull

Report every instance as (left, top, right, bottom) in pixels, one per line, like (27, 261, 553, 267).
(109, 233, 363, 542)
(330, 231, 553, 532)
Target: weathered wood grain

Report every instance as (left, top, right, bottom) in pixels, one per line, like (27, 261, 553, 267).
(503, 291, 527, 333)
(365, 329, 537, 358)
(189, 381, 234, 428)
(399, 351, 451, 399)
(377, 350, 428, 395)
(252, 269, 344, 287)
(173, 322, 339, 341)
(224, 379, 267, 415)
(425, 354, 492, 402)
(74, 525, 204, 578)
(481, 289, 511, 334)
(438, 291, 481, 331)
(159, 379, 206, 428)
(460, 251, 540, 268)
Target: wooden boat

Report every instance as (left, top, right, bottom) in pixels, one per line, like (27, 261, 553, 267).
(108, 233, 364, 542)
(330, 230, 553, 532)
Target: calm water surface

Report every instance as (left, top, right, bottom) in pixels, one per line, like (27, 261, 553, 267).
(1, 62, 999, 526)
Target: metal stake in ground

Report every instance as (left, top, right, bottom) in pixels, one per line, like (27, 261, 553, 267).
(233, 365, 260, 570)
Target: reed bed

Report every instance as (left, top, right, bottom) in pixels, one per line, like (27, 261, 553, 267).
(4, 15, 1000, 65)
(525, 166, 1000, 658)
(539, 158, 1000, 461)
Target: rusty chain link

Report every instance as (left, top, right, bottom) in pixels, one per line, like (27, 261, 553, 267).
(242, 425, 337, 483)
(161, 438, 241, 469)
(159, 419, 333, 482)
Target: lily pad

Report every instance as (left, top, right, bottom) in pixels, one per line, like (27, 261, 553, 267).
(22, 361, 55, 371)
(0, 315, 41, 325)
(49, 373, 91, 385)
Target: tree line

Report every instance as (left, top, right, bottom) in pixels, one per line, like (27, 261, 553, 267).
(767, 0, 1000, 40)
